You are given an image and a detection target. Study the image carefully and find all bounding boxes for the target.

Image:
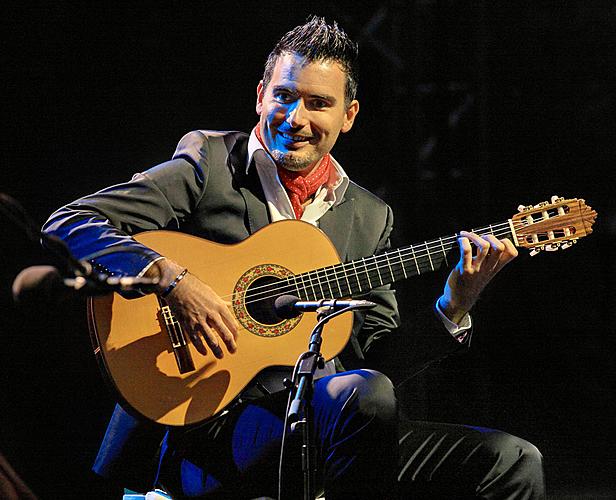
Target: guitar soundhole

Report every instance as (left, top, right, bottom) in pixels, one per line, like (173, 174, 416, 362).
(244, 276, 285, 325)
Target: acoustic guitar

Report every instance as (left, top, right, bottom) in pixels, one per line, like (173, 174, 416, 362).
(88, 196, 596, 426)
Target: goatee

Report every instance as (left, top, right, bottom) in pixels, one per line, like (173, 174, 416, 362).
(271, 149, 318, 172)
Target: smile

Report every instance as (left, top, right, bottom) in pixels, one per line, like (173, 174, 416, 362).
(279, 132, 312, 143)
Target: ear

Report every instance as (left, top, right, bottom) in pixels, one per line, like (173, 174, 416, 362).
(256, 81, 264, 115)
(341, 100, 359, 133)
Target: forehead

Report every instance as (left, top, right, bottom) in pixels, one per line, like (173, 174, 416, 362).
(269, 52, 346, 98)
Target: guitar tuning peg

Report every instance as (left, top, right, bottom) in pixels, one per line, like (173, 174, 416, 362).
(534, 201, 549, 208)
(560, 240, 578, 250)
(530, 248, 541, 257)
(551, 195, 563, 203)
(560, 241, 572, 250)
(546, 243, 561, 252)
(518, 204, 532, 212)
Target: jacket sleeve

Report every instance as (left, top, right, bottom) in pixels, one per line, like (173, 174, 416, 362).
(340, 204, 469, 385)
(42, 153, 208, 277)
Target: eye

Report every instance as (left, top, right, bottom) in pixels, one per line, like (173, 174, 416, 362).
(312, 99, 328, 109)
(273, 91, 295, 104)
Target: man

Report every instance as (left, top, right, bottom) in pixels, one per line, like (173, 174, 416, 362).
(44, 17, 544, 499)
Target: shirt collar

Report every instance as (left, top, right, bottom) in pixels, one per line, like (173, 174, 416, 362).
(246, 128, 350, 205)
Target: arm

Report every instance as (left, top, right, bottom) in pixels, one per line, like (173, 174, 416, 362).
(339, 205, 468, 381)
(349, 209, 517, 384)
(43, 151, 238, 357)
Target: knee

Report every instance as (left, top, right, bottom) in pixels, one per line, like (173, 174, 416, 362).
(354, 369, 397, 419)
(317, 369, 397, 423)
(475, 428, 545, 496)
(481, 430, 543, 470)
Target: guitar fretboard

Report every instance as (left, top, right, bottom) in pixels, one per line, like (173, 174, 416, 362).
(285, 221, 513, 301)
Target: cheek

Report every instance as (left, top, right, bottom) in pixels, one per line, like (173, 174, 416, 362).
(264, 103, 286, 122)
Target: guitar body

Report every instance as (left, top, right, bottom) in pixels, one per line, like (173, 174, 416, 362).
(88, 220, 353, 426)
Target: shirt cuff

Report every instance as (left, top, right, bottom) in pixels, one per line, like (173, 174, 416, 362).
(137, 256, 166, 278)
(435, 299, 472, 342)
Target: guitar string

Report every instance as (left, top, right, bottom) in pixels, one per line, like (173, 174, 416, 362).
(223, 220, 555, 306)
(161, 219, 569, 325)
(230, 221, 569, 306)
(222, 222, 512, 303)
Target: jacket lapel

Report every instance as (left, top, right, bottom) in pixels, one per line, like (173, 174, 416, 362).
(227, 136, 271, 234)
(318, 197, 355, 260)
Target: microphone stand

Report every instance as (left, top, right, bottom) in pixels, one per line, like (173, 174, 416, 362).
(286, 303, 356, 500)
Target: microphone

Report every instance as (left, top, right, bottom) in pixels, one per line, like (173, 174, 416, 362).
(12, 265, 159, 305)
(274, 294, 376, 319)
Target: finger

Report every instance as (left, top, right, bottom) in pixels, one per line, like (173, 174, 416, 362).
(502, 238, 519, 259)
(208, 312, 237, 353)
(457, 235, 473, 272)
(481, 236, 507, 273)
(199, 322, 224, 359)
(496, 238, 518, 268)
(188, 329, 208, 356)
(461, 231, 490, 269)
(482, 234, 505, 251)
(220, 300, 240, 339)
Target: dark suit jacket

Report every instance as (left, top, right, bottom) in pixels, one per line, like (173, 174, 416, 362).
(44, 130, 466, 490)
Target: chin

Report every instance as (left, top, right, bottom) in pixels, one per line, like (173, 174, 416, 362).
(272, 150, 317, 172)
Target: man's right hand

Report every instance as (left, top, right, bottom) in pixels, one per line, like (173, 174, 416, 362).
(146, 259, 238, 358)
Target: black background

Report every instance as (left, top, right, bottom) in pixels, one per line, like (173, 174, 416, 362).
(1, 2, 614, 498)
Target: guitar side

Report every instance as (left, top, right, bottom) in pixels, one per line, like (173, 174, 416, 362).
(88, 221, 353, 426)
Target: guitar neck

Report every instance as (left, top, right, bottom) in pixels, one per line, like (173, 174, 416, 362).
(290, 220, 514, 301)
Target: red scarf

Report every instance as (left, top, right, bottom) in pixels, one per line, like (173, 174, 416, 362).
(255, 126, 332, 219)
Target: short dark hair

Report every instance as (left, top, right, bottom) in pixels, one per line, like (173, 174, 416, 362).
(262, 16, 359, 106)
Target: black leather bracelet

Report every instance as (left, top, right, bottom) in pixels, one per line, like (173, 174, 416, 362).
(161, 268, 188, 298)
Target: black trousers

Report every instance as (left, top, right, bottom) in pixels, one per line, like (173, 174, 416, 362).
(158, 370, 544, 499)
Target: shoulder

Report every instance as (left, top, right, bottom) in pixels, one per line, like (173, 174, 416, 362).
(343, 180, 394, 251)
(345, 180, 388, 208)
(345, 180, 392, 222)
(172, 130, 249, 167)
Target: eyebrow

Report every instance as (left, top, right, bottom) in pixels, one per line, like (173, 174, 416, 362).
(272, 85, 337, 105)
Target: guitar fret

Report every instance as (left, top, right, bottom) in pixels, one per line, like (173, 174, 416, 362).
(333, 265, 344, 297)
(425, 242, 435, 271)
(374, 255, 384, 285)
(385, 252, 395, 282)
(291, 275, 302, 300)
(315, 270, 325, 299)
(397, 248, 408, 279)
(305, 271, 317, 301)
(303, 273, 311, 300)
(410, 246, 421, 275)
(311, 271, 321, 300)
(351, 260, 363, 292)
(295, 273, 304, 300)
(324, 266, 335, 298)
(342, 263, 352, 296)
(439, 237, 449, 266)
(362, 257, 373, 289)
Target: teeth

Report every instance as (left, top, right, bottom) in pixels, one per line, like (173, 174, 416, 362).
(281, 133, 309, 142)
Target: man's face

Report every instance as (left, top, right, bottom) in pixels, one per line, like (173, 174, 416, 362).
(256, 52, 359, 172)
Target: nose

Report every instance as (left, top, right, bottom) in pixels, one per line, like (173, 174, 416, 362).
(285, 99, 308, 128)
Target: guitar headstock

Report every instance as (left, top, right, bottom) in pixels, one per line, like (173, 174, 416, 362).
(510, 196, 597, 256)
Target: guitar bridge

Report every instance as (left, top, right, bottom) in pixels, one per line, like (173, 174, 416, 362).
(158, 303, 195, 374)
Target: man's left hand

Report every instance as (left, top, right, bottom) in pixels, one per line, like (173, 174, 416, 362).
(439, 231, 518, 324)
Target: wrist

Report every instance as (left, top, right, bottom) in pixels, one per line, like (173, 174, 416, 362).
(144, 258, 186, 296)
(437, 295, 468, 325)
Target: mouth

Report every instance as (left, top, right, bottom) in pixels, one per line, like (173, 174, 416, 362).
(278, 131, 313, 143)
